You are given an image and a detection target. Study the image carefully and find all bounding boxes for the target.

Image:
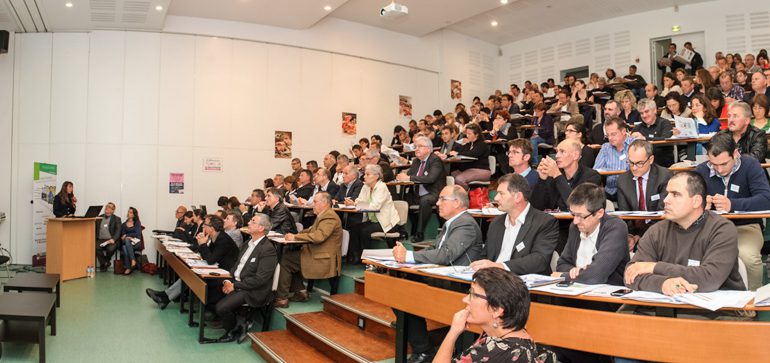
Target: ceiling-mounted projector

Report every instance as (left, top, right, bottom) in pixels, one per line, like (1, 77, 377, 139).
(380, 2, 408, 17)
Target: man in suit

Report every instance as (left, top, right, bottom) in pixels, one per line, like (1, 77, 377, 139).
(501, 93, 520, 116)
(365, 149, 395, 183)
(265, 188, 298, 235)
(279, 192, 343, 307)
(289, 169, 315, 202)
(212, 213, 278, 343)
(332, 154, 350, 185)
(396, 135, 446, 242)
(96, 202, 122, 272)
(589, 100, 621, 145)
(322, 153, 337, 177)
(470, 173, 559, 275)
(145, 214, 239, 309)
(334, 165, 364, 227)
(617, 140, 672, 252)
(174, 205, 188, 229)
(391, 185, 482, 363)
(299, 168, 339, 206)
(242, 189, 268, 224)
(290, 158, 302, 179)
(435, 125, 460, 172)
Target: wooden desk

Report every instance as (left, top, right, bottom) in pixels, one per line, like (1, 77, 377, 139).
(46, 217, 99, 281)
(364, 268, 770, 362)
(155, 239, 228, 343)
(0, 293, 57, 363)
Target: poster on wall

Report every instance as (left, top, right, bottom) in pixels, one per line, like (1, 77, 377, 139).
(32, 162, 57, 264)
(169, 173, 185, 194)
(203, 157, 223, 173)
(342, 112, 357, 135)
(450, 79, 462, 100)
(399, 95, 413, 123)
(274, 131, 293, 159)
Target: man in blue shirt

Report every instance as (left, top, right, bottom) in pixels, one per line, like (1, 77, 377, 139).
(594, 116, 634, 198)
(695, 133, 770, 290)
(507, 138, 539, 188)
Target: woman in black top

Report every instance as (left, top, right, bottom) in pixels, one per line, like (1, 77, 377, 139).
(52, 181, 76, 217)
(450, 123, 490, 190)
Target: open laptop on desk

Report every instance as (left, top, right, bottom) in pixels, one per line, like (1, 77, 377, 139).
(67, 205, 102, 218)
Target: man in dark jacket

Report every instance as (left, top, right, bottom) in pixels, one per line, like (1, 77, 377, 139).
(630, 99, 674, 167)
(396, 135, 446, 242)
(265, 187, 298, 235)
(721, 101, 768, 161)
(96, 202, 122, 271)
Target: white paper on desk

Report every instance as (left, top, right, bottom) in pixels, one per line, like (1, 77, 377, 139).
(422, 266, 473, 278)
(673, 116, 697, 138)
(176, 253, 201, 260)
(755, 284, 770, 306)
(362, 249, 396, 261)
(186, 259, 217, 268)
(168, 247, 193, 254)
(481, 207, 504, 215)
(583, 284, 629, 297)
(520, 274, 564, 288)
(163, 241, 189, 247)
(530, 282, 601, 296)
(192, 268, 230, 276)
(622, 291, 678, 304)
(674, 291, 755, 311)
(609, 211, 664, 217)
(455, 155, 478, 160)
(267, 231, 283, 237)
(732, 210, 770, 215)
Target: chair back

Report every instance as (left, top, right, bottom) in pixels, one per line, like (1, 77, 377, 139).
(550, 251, 560, 272)
(272, 263, 281, 291)
(341, 229, 350, 257)
(488, 155, 496, 175)
(393, 200, 409, 226)
(737, 258, 749, 290)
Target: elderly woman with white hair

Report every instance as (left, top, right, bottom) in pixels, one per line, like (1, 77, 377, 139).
(344, 164, 400, 264)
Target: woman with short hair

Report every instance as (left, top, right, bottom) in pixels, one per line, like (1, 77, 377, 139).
(434, 267, 557, 363)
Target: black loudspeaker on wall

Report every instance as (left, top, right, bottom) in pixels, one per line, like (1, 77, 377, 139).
(0, 30, 9, 54)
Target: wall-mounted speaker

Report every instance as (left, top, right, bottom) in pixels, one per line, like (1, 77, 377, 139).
(0, 31, 8, 54)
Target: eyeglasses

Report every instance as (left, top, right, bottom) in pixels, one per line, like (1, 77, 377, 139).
(564, 128, 578, 133)
(468, 288, 488, 301)
(569, 210, 597, 220)
(627, 155, 652, 169)
(707, 159, 732, 169)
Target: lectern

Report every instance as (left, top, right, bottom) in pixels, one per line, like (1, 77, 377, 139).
(46, 218, 99, 281)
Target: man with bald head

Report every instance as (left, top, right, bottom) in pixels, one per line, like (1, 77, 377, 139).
(743, 71, 770, 104)
(531, 139, 601, 212)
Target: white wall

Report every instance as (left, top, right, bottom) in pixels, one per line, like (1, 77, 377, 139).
(9, 30, 441, 264)
(499, 0, 770, 88)
(0, 32, 12, 255)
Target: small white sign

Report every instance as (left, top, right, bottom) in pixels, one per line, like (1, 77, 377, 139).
(203, 157, 223, 173)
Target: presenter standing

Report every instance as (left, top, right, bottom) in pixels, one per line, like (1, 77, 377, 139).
(53, 181, 77, 217)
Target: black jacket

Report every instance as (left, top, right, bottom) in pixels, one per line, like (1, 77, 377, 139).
(719, 126, 768, 161)
(631, 117, 674, 167)
(556, 214, 630, 286)
(228, 236, 278, 307)
(53, 196, 76, 217)
(334, 179, 364, 203)
(197, 231, 239, 271)
(531, 165, 602, 212)
(483, 207, 559, 275)
(267, 203, 298, 235)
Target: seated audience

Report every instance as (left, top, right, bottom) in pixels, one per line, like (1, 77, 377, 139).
(593, 117, 633, 197)
(507, 139, 539, 187)
(449, 123, 491, 189)
(265, 187, 298, 235)
(471, 174, 558, 274)
(630, 98, 675, 167)
(660, 92, 692, 119)
(645, 84, 665, 108)
(616, 90, 641, 125)
(289, 169, 315, 202)
(530, 103, 555, 163)
(119, 206, 143, 275)
(396, 135, 446, 242)
(660, 72, 682, 97)
(751, 94, 769, 132)
(720, 101, 767, 161)
(531, 139, 601, 212)
(433, 268, 557, 363)
(96, 202, 122, 272)
(563, 119, 596, 168)
(695, 133, 770, 290)
(223, 211, 244, 248)
(347, 164, 400, 263)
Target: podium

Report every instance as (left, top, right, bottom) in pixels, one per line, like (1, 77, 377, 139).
(46, 218, 99, 281)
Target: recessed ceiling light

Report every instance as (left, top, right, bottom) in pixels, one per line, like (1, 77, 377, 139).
(500, 0, 508, 4)
(155, 5, 163, 11)
(491, 20, 498, 27)
(65, 2, 73, 7)
(323, 5, 332, 11)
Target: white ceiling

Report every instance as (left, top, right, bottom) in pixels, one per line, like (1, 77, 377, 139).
(1, 0, 718, 45)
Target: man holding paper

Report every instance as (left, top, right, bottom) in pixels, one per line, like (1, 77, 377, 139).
(695, 133, 770, 290)
(624, 171, 744, 298)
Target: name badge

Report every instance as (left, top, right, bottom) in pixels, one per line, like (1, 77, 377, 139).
(687, 259, 700, 267)
(651, 194, 660, 201)
(648, 134, 654, 138)
(103, 224, 108, 228)
(515, 242, 525, 252)
(424, 171, 429, 176)
(250, 258, 256, 262)
(730, 184, 740, 193)
(619, 154, 627, 160)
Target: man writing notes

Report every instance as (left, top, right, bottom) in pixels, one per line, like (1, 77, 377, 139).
(624, 171, 744, 298)
(470, 173, 559, 275)
(391, 185, 482, 363)
(396, 135, 446, 243)
(695, 133, 770, 290)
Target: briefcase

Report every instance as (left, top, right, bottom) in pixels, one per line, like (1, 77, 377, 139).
(113, 259, 126, 274)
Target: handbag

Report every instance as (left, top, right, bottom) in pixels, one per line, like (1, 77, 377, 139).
(113, 259, 126, 274)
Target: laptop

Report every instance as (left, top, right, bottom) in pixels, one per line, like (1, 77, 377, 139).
(68, 205, 102, 218)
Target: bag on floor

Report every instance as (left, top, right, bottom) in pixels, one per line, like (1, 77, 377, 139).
(141, 262, 158, 275)
(113, 259, 126, 274)
(468, 186, 489, 209)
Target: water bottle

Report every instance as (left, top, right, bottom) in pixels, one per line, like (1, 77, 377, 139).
(87, 265, 93, 278)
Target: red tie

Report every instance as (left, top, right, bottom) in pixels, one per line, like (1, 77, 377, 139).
(417, 160, 426, 176)
(637, 177, 646, 211)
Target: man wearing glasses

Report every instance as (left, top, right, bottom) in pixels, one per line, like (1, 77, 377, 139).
(593, 117, 634, 198)
(616, 140, 672, 252)
(695, 133, 770, 290)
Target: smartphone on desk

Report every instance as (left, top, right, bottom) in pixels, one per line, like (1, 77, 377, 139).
(555, 281, 573, 287)
(610, 288, 633, 297)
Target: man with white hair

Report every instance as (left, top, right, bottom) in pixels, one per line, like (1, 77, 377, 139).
(719, 101, 767, 161)
(396, 135, 446, 242)
(630, 98, 674, 167)
(743, 71, 770, 103)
